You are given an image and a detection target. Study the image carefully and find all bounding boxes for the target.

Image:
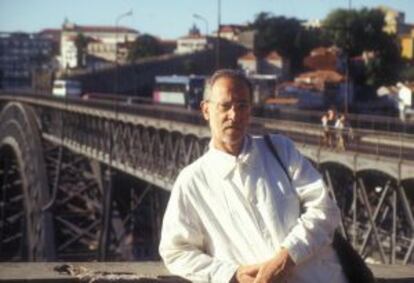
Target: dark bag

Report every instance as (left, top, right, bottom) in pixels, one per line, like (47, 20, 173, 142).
(263, 134, 376, 283)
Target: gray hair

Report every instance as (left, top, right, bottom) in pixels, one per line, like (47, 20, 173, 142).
(203, 69, 253, 101)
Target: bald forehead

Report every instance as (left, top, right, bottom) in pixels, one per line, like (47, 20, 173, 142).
(210, 77, 250, 101)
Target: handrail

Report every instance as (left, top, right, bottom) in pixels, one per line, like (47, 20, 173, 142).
(2, 90, 413, 132)
(259, 107, 414, 134)
(1, 92, 413, 162)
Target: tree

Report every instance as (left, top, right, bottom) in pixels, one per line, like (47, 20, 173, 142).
(127, 34, 164, 62)
(74, 33, 90, 68)
(251, 12, 326, 75)
(323, 8, 401, 87)
(323, 8, 388, 55)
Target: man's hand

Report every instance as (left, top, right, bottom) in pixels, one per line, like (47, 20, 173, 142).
(231, 264, 261, 283)
(253, 248, 295, 283)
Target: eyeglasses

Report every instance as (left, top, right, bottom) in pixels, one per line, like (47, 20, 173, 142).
(208, 100, 251, 112)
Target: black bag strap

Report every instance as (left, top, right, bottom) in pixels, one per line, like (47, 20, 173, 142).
(264, 134, 375, 283)
(264, 134, 291, 183)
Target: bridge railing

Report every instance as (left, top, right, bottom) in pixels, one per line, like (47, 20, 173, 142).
(255, 117, 414, 162)
(71, 95, 414, 162)
(1, 92, 413, 162)
(259, 107, 414, 134)
(3, 90, 413, 133)
(84, 93, 414, 134)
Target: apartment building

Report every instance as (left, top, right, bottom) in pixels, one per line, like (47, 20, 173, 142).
(0, 32, 54, 89)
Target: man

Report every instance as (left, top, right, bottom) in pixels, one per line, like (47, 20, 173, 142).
(159, 69, 347, 283)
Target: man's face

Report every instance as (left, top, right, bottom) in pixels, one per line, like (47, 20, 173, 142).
(201, 76, 251, 154)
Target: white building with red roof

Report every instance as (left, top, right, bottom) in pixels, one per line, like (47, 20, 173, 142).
(237, 51, 289, 78)
(304, 46, 343, 71)
(237, 52, 258, 74)
(175, 24, 213, 54)
(59, 20, 139, 69)
(216, 24, 247, 41)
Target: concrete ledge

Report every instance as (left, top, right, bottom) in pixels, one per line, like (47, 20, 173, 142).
(0, 262, 413, 282)
(369, 264, 414, 283)
(0, 262, 186, 283)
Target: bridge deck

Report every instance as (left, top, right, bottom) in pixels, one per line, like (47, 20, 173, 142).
(0, 262, 413, 283)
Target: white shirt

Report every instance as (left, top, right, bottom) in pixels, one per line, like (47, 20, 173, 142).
(335, 119, 344, 130)
(159, 134, 347, 283)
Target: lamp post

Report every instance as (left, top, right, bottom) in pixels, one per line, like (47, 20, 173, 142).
(193, 13, 209, 36)
(99, 9, 133, 261)
(345, 0, 352, 115)
(115, 9, 133, 94)
(216, 0, 221, 70)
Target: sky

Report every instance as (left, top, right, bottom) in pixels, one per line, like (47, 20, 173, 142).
(1, 0, 414, 39)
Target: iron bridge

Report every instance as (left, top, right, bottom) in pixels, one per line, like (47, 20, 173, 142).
(0, 92, 413, 265)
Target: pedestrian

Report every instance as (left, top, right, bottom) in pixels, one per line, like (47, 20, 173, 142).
(335, 114, 346, 151)
(321, 113, 329, 147)
(326, 108, 337, 148)
(159, 69, 347, 283)
(321, 108, 336, 148)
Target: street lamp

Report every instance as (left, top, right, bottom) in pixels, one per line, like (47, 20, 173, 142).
(216, 0, 221, 70)
(115, 9, 133, 94)
(193, 13, 209, 36)
(344, 0, 352, 115)
(99, 9, 133, 261)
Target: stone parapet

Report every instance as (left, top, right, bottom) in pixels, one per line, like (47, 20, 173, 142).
(1, 262, 414, 283)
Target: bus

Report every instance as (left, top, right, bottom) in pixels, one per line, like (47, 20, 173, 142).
(52, 79, 82, 98)
(153, 75, 206, 109)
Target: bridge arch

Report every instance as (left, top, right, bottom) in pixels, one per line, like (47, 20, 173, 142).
(318, 154, 355, 172)
(356, 159, 400, 181)
(301, 148, 403, 181)
(0, 102, 55, 260)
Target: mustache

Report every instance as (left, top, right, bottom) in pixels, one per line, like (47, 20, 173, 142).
(223, 122, 241, 130)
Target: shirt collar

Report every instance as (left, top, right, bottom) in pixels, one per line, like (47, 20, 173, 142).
(207, 135, 254, 179)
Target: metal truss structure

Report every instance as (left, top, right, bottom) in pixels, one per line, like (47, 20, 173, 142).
(322, 166, 414, 264)
(0, 93, 413, 264)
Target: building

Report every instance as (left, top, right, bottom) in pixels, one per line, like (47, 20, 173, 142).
(397, 82, 414, 120)
(237, 52, 258, 74)
(398, 82, 414, 107)
(401, 34, 414, 60)
(301, 19, 322, 29)
(377, 5, 406, 35)
(175, 25, 213, 54)
(237, 30, 256, 50)
(249, 74, 279, 105)
(262, 51, 289, 77)
(377, 6, 414, 59)
(400, 27, 414, 60)
(59, 20, 139, 69)
(216, 24, 248, 41)
(215, 24, 256, 50)
(270, 70, 353, 110)
(0, 32, 54, 89)
(237, 51, 289, 79)
(38, 28, 61, 53)
(377, 82, 414, 120)
(295, 70, 344, 88)
(304, 46, 344, 72)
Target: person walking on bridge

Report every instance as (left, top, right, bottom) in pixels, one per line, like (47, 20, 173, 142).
(159, 69, 347, 283)
(321, 108, 337, 148)
(335, 114, 348, 151)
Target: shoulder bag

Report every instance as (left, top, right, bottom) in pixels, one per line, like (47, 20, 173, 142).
(263, 134, 376, 283)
